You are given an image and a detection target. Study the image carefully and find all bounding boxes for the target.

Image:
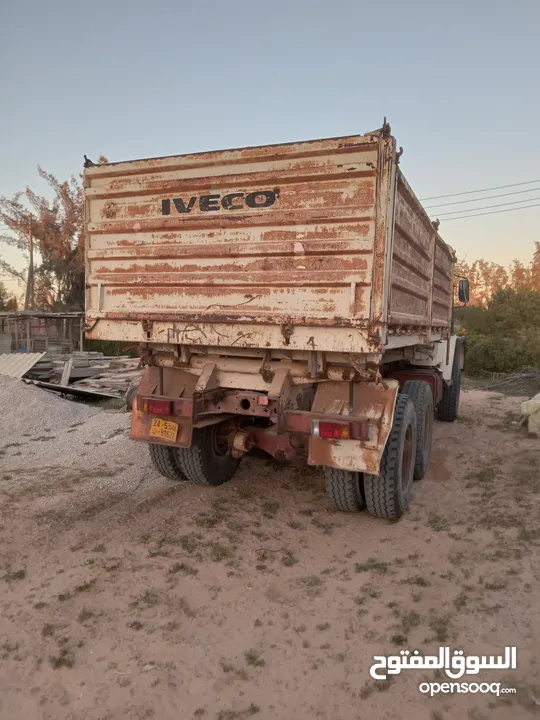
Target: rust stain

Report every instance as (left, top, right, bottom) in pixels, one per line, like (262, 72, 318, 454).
(101, 201, 119, 219)
(370, 142, 390, 325)
(126, 203, 154, 218)
(89, 238, 374, 265)
(94, 309, 357, 328)
(262, 223, 371, 243)
(93, 167, 377, 202)
(94, 255, 369, 277)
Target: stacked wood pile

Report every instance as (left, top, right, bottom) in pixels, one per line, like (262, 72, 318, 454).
(70, 357, 142, 398)
(23, 351, 142, 399)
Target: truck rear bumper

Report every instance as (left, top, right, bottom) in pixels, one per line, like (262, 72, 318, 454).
(131, 366, 399, 474)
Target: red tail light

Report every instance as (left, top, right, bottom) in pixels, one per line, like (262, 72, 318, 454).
(311, 420, 368, 440)
(141, 398, 172, 415)
(316, 421, 351, 440)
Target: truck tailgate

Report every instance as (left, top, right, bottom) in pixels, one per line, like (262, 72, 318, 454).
(84, 133, 392, 353)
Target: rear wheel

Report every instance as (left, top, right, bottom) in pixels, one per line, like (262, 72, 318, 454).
(401, 380, 434, 480)
(324, 468, 365, 512)
(364, 393, 417, 521)
(148, 443, 186, 481)
(438, 343, 462, 422)
(176, 422, 241, 486)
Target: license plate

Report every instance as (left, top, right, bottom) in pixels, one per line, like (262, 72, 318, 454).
(149, 418, 178, 442)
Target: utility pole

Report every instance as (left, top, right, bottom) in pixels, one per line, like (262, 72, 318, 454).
(24, 216, 34, 310)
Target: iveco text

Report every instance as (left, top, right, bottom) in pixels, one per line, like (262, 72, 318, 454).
(161, 189, 277, 214)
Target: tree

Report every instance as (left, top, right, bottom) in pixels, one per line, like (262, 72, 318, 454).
(0, 281, 18, 311)
(454, 258, 509, 307)
(532, 241, 540, 291)
(0, 168, 84, 310)
(0, 156, 107, 312)
(510, 259, 532, 291)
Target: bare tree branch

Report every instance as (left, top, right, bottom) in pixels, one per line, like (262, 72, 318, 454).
(0, 259, 27, 284)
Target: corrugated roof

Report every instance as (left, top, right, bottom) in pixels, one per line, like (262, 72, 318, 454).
(0, 353, 47, 378)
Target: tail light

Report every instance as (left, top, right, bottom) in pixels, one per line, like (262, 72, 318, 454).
(141, 398, 172, 415)
(311, 420, 368, 441)
(312, 421, 351, 440)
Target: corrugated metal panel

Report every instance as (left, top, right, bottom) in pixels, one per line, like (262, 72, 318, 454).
(432, 236, 454, 326)
(0, 353, 46, 378)
(389, 172, 454, 329)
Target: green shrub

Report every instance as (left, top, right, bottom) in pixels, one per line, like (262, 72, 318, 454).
(465, 335, 540, 374)
(84, 339, 138, 358)
(457, 289, 540, 374)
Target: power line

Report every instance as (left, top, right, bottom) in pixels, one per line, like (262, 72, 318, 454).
(420, 178, 540, 201)
(441, 202, 540, 221)
(425, 185, 540, 209)
(435, 196, 540, 217)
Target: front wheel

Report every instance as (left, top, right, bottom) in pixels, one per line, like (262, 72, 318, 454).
(175, 422, 241, 486)
(364, 393, 417, 521)
(438, 342, 462, 422)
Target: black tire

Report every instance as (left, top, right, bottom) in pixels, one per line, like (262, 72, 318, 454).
(438, 342, 462, 422)
(176, 423, 240, 486)
(364, 393, 417, 521)
(148, 443, 187, 481)
(324, 468, 366, 512)
(401, 380, 434, 481)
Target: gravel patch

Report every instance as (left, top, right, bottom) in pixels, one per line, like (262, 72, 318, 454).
(0, 376, 153, 491)
(0, 376, 98, 439)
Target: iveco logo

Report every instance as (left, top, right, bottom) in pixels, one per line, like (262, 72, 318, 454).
(161, 189, 277, 215)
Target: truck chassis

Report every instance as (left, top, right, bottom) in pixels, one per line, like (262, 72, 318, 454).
(132, 337, 464, 520)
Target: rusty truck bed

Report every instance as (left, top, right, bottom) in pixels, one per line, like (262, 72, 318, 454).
(84, 128, 455, 354)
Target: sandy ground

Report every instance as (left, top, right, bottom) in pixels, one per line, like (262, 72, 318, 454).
(0, 383, 539, 720)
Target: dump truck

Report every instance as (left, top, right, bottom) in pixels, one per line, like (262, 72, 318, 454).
(84, 122, 467, 520)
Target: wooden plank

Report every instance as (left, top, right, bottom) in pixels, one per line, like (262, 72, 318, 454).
(60, 358, 74, 385)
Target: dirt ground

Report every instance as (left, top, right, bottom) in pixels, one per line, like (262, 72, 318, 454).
(1, 384, 539, 720)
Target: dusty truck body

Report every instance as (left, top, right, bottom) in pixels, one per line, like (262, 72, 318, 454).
(84, 124, 464, 520)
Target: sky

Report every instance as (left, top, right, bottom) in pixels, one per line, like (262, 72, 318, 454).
(1, 0, 540, 292)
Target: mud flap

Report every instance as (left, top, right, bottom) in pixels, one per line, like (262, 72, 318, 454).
(130, 366, 194, 447)
(307, 379, 399, 475)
